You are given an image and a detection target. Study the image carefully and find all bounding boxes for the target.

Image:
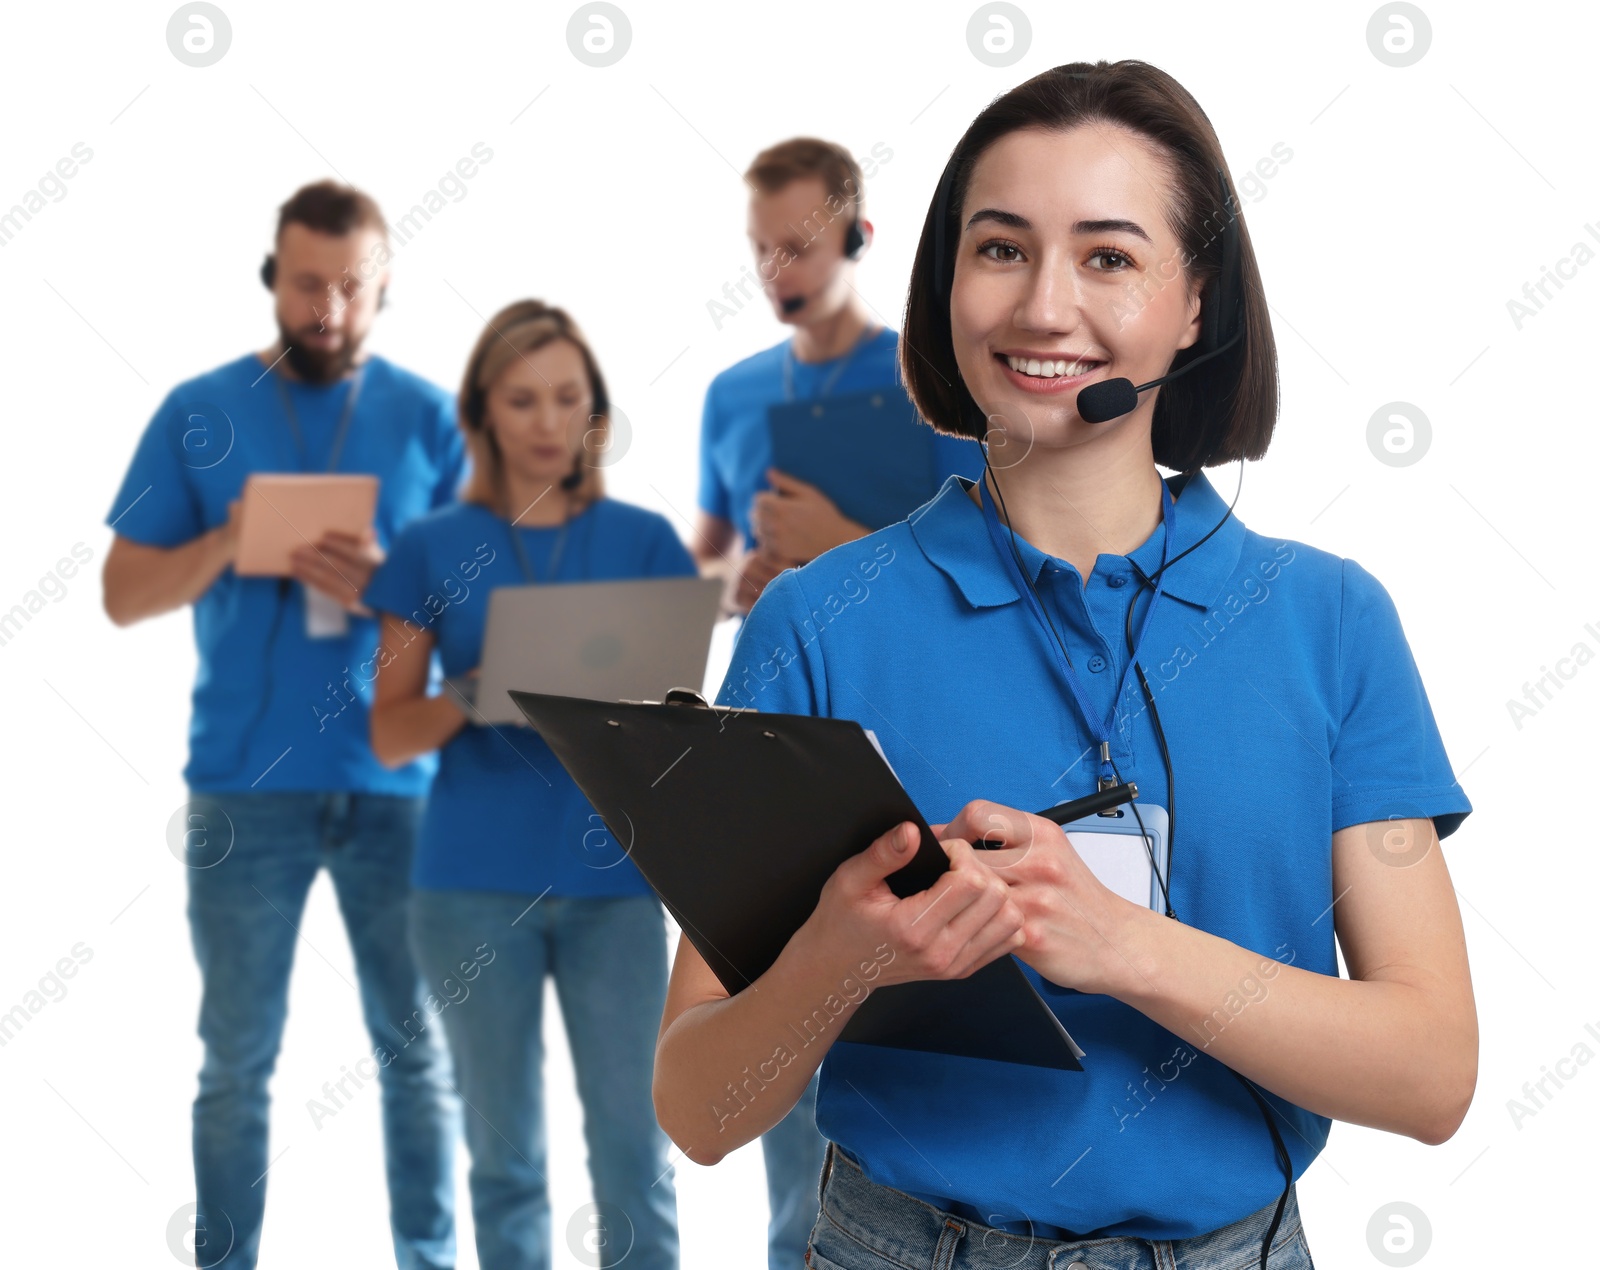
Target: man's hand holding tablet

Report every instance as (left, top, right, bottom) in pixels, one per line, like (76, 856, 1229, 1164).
(289, 527, 384, 613)
(234, 473, 382, 614)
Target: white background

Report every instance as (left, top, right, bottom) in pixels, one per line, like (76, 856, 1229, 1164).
(1, 0, 1595, 1266)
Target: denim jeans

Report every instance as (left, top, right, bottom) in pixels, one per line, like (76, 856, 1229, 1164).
(805, 1143, 1315, 1269)
(763, 1069, 828, 1269)
(183, 790, 457, 1270)
(407, 889, 679, 1270)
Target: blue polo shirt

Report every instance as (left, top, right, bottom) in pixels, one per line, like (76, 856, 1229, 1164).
(363, 498, 699, 897)
(105, 353, 465, 794)
(714, 469, 1471, 1241)
(697, 328, 983, 549)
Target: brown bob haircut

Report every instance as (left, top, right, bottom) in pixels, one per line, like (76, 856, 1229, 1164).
(902, 60, 1278, 474)
(458, 300, 611, 511)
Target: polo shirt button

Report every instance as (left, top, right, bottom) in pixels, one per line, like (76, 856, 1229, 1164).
(1087, 655, 1107, 673)
(1107, 573, 1128, 588)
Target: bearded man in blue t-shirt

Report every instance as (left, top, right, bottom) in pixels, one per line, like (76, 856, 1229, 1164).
(101, 181, 465, 1270)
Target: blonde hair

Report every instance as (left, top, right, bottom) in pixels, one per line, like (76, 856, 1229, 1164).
(457, 299, 611, 514)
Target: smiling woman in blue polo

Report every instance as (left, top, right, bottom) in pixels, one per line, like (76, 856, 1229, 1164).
(653, 61, 1477, 1270)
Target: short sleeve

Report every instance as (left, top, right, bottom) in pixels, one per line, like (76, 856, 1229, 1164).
(643, 516, 697, 579)
(105, 393, 204, 547)
(364, 520, 432, 619)
(696, 379, 730, 522)
(713, 568, 828, 716)
(1328, 558, 1472, 840)
(430, 396, 467, 508)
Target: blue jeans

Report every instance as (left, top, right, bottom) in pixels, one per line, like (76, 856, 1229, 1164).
(184, 790, 456, 1270)
(763, 1070, 829, 1269)
(805, 1142, 1316, 1269)
(407, 889, 679, 1270)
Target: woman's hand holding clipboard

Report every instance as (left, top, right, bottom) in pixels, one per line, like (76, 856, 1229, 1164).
(790, 819, 1030, 992)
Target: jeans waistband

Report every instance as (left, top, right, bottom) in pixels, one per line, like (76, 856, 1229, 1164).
(812, 1141, 1304, 1270)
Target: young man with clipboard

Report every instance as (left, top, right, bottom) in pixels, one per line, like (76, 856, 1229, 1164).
(692, 138, 983, 625)
(101, 182, 464, 1270)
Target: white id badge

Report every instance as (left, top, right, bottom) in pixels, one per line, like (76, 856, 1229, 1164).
(1059, 802, 1171, 912)
(304, 585, 350, 638)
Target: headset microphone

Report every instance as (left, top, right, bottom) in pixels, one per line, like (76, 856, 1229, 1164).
(775, 214, 866, 318)
(1075, 321, 1242, 423)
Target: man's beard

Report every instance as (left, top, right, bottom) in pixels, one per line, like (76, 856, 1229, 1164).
(278, 320, 361, 385)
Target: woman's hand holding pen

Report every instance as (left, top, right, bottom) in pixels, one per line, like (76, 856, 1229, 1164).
(933, 799, 1151, 999)
(791, 820, 1028, 991)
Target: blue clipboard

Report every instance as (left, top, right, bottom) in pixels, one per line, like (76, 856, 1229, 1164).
(766, 387, 938, 531)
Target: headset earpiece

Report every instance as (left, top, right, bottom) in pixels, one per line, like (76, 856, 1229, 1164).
(843, 218, 866, 261)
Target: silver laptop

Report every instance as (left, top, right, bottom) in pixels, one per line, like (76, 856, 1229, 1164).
(446, 576, 724, 725)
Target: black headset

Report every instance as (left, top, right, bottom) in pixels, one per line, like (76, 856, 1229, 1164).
(937, 139, 1292, 1270)
(260, 253, 388, 310)
(842, 217, 866, 261)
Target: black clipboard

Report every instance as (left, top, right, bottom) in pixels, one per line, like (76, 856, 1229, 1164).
(510, 688, 1085, 1071)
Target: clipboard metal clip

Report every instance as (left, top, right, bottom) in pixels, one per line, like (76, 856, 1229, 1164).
(615, 687, 743, 717)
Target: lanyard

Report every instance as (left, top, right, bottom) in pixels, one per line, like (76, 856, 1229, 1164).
(978, 474, 1176, 787)
(780, 323, 880, 404)
(271, 366, 365, 473)
(505, 515, 572, 584)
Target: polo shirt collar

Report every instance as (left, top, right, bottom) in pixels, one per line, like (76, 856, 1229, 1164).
(908, 468, 1246, 611)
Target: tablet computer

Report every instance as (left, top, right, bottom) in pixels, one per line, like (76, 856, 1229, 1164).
(234, 473, 379, 577)
(451, 576, 723, 724)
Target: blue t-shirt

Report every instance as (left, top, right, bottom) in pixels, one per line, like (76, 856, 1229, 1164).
(363, 498, 699, 897)
(697, 327, 982, 549)
(714, 471, 1471, 1241)
(105, 353, 466, 794)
